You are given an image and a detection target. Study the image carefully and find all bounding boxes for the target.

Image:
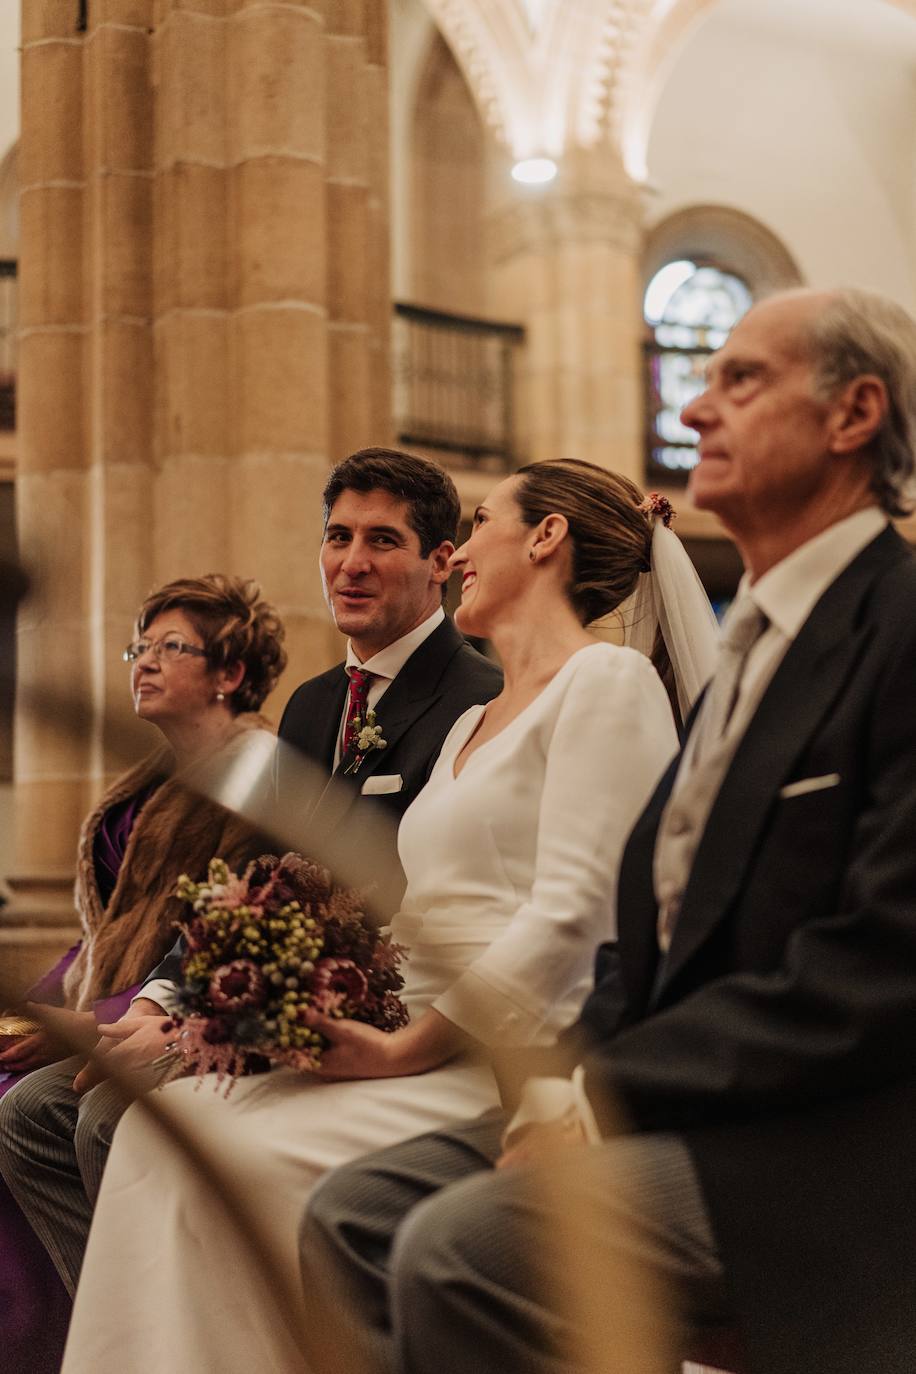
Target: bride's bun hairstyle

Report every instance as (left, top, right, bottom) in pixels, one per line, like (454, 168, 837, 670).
(512, 458, 661, 624)
(136, 574, 288, 714)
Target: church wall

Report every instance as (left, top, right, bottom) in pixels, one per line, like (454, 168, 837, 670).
(646, 5, 916, 310)
(406, 32, 489, 318)
(0, 4, 18, 165)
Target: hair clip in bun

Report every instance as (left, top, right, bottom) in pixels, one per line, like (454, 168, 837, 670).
(639, 492, 676, 528)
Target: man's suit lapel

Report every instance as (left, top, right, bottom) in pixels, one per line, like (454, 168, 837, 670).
(295, 669, 347, 769)
(652, 527, 904, 1003)
(307, 619, 465, 841)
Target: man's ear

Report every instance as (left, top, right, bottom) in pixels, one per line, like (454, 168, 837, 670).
(828, 375, 888, 456)
(429, 541, 455, 585)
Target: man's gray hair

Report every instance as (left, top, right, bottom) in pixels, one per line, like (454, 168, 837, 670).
(807, 288, 916, 517)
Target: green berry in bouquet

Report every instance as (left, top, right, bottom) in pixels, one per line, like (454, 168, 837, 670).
(167, 853, 408, 1091)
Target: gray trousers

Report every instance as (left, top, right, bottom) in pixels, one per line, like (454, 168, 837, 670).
(302, 1110, 730, 1374)
(0, 1058, 130, 1296)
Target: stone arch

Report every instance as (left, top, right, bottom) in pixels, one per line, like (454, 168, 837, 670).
(643, 205, 803, 300)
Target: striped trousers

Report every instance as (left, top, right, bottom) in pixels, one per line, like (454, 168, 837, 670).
(302, 1110, 732, 1374)
(0, 1058, 129, 1296)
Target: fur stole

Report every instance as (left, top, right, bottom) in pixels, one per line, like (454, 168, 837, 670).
(62, 714, 275, 1011)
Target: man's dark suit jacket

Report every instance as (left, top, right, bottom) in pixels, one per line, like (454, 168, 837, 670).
(145, 617, 501, 983)
(567, 525, 916, 1374)
(277, 616, 501, 825)
(275, 616, 501, 915)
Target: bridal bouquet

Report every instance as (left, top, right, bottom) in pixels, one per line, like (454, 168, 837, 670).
(166, 852, 408, 1090)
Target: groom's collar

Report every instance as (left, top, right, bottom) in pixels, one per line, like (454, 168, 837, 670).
(344, 606, 445, 684)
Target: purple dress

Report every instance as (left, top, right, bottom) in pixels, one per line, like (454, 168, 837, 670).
(0, 792, 151, 1374)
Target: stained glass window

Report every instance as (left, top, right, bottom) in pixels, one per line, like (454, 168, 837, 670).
(644, 262, 752, 482)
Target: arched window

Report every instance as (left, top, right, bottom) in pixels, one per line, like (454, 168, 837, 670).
(643, 261, 752, 482)
(641, 206, 802, 485)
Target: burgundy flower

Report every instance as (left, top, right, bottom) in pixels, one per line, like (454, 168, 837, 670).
(202, 1016, 233, 1045)
(208, 960, 266, 1011)
(184, 917, 209, 953)
(310, 957, 368, 1013)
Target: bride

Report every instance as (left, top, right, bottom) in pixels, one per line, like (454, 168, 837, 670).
(61, 460, 718, 1373)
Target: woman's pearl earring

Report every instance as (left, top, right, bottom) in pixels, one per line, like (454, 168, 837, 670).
(216, 691, 225, 702)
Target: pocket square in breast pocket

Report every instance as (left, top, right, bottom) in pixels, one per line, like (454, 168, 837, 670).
(361, 774, 404, 796)
(779, 772, 841, 800)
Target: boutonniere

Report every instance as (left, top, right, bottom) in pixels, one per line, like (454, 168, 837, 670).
(343, 709, 388, 775)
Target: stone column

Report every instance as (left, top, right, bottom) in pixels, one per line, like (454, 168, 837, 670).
(487, 145, 645, 479)
(6, 0, 392, 992)
(153, 0, 391, 695)
(7, 0, 95, 986)
(325, 0, 392, 460)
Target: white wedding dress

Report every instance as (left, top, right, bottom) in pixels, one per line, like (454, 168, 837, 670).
(61, 643, 678, 1374)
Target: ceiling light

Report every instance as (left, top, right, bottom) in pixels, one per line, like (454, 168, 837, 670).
(511, 157, 558, 185)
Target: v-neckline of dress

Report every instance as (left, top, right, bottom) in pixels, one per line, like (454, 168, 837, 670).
(451, 642, 604, 780)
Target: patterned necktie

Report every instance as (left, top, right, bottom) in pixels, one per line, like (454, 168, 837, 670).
(343, 668, 372, 755)
(700, 596, 768, 750)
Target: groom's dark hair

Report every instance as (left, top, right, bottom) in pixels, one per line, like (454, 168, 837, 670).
(323, 447, 461, 556)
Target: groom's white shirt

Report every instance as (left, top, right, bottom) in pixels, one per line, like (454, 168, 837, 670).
(334, 606, 444, 768)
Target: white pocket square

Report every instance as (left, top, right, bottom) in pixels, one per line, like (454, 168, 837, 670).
(361, 774, 403, 796)
(779, 773, 841, 800)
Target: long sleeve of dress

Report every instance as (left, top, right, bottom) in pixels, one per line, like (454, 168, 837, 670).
(430, 647, 677, 1045)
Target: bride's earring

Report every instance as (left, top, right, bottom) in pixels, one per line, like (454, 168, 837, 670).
(216, 690, 225, 702)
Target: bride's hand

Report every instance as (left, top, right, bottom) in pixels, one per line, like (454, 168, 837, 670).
(304, 1007, 472, 1081)
(304, 1013, 401, 1080)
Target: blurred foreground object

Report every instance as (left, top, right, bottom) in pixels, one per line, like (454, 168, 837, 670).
(0, 1015, 42, 1042)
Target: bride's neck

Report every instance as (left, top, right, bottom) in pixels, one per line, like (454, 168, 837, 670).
(488, 596, 592, 693)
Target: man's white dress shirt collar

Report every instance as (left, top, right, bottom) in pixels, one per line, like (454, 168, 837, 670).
(344, 605, 445, 685)
(738, 505, 887, 642)
(335, 606, 446, 769)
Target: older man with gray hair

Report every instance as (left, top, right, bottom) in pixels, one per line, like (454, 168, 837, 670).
(302, 287, 916, 1374)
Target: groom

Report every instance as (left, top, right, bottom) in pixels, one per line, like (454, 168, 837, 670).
(0, 447, 501, 1298)
(303, 288, 916, 1374)
(140, 446, 502, 1001)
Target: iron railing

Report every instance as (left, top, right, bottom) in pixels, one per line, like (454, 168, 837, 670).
(393, 302, 525, 472)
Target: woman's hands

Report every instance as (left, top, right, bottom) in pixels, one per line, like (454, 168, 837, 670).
(306, 1007, 474, 1082)
(305, 1015, 402, 1080)
(0, 1005, 97, 1073)
(72, 1001, 173, 1094)
(0, 1029, 57, 1073)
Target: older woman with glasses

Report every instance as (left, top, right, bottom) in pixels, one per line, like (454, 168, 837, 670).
(0, 573, 286, 1374)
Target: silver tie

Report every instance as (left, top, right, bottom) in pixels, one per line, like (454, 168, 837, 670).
(700, 596, 768, 751)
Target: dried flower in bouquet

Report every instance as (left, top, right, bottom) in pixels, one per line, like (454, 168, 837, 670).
(165, 853, 408, 1091)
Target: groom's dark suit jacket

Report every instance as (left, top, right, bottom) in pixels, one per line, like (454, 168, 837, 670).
(570, 526, 916, 1374)
(145, 618, 501, 984)
(275, 617, 501, 912)
(277, 616, 501, 830)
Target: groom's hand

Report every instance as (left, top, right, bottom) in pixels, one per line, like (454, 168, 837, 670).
(72, 1005, 171, 1095)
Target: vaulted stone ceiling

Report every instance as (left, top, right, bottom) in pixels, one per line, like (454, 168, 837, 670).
(421, 0, 658, 166)
(419, 0, 916, 179)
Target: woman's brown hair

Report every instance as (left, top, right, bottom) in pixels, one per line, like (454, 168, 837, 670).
(137, 574, 287, 715)
(513, 459, 652, 623)
(513, 459, 678, 718)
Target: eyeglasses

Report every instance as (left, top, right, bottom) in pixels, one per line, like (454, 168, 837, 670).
(122, 636, 209, 665)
